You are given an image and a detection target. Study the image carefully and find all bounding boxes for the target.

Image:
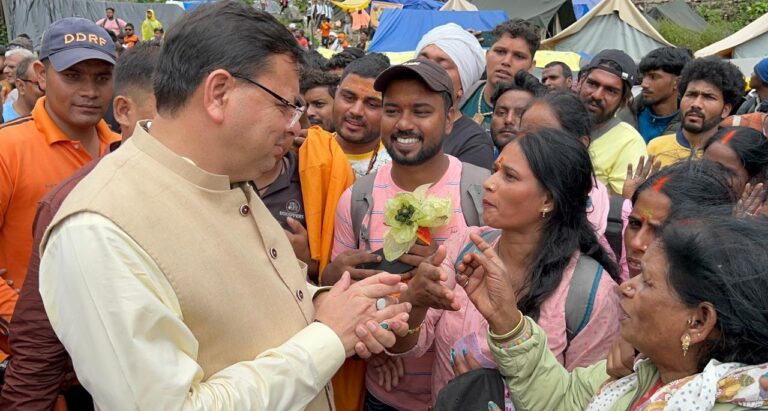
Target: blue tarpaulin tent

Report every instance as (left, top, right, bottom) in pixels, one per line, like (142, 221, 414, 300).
(386, 0, 445, 10)
(572, 0, 600, 19)
(181, 1, 215, 11)
(367, 9, 509, 52)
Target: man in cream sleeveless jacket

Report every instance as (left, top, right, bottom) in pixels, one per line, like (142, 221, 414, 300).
(37, 2, 412, 410)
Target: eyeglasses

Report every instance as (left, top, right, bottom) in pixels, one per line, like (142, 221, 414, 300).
(18, 78, 41, 90)
(232, 73, 305, 128)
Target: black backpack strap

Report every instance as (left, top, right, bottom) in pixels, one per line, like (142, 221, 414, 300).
(565, 255, 604, 343)
(459, 162, 490, 227)
(350, 171, 377, 250)
(605, 195, 625, 259)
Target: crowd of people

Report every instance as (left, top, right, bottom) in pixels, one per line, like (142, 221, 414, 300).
(0, 1, 768, 410)
(98, 7, 165, 52)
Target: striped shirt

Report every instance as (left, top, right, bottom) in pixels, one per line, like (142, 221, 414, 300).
(331, 155, 468, 410)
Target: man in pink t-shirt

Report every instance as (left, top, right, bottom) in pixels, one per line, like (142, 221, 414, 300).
(329, 59, 489, 410)
(95, 7, 127, 36)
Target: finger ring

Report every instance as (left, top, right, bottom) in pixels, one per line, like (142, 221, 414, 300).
(379, 321, 389, 330)
(462, 278, 470, 287)
(375, 297, 388, 311)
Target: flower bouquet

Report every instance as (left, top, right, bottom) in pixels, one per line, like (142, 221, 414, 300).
(382, 184, 453, 261)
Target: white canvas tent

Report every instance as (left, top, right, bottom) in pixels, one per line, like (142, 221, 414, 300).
(695, 12, 768, 59)
(440, 0, 477, 11)
(540, 0, 672, 61)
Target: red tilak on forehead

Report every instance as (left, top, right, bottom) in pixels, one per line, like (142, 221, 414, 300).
(721, 130, 738, 144)
(652, 175, 670, 192)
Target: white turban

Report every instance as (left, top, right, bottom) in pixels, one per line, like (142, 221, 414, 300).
(415, 23, 486, 96)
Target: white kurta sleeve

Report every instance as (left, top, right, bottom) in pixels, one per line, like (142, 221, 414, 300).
(39, 212, 345, 411)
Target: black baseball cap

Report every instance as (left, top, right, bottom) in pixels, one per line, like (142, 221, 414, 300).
(40, 17, 116, 71)
(374, 58, 454, 105)
(582, 49, 638, 86)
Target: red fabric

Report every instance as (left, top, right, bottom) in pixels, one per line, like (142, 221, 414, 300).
(629, 378, 663, 411)
(0, 155, 106, 409)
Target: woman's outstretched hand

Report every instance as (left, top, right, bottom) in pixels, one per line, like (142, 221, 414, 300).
(456, 233, 521, 335)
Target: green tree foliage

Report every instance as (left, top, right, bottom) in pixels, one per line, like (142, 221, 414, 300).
(657, 17, 736, 51)
(294, 0, 310, 13)
(0, 19, 7, 46)
(736, 0, 768, 25)
(659, 1, 768, 51)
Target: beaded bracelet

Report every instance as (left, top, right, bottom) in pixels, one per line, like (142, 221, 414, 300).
(492, 330, 532, 349)
(488, 310, 524, 341)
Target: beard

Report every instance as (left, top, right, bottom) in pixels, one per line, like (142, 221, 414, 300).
(384, 130, 443, 166)
(583, 96, 620, 125)
(682, 108, 722, 133)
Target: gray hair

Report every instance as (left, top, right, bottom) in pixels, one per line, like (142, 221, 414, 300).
(15, 55, 38, 80)
(5, 48, 35, 60)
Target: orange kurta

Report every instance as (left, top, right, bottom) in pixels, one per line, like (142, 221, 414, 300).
(298, 127, 363, 411)
(299, 126, 355, 276)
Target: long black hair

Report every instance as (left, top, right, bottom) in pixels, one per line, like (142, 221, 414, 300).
(514, 128, 619, 319)
(661, 215, 768, 370)
(527, 91, 593, 141)
(704, 126, 768, 183)
(632, 159, 738, 208)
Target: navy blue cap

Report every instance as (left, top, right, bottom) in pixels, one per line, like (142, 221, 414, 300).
(755, 57, 768, 84)
(40, 17, 116, 71)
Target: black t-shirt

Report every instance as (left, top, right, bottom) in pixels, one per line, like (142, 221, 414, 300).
(443, 115, 494, 171)
(256, 151, 306, 230)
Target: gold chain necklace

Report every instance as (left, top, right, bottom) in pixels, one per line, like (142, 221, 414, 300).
(472, 84, 493, 125)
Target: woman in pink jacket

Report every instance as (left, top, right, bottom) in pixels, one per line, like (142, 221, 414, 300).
(387, 128, 623, 406)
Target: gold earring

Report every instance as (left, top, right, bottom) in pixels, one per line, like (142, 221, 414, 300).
(540, 210, 548, 218)
(681, 334, 691, 357)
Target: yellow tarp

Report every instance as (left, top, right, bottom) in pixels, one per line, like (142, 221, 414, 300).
(331, 0, 372, 12)
(316, 47, 337, 60)
(534, 51, 581, 71)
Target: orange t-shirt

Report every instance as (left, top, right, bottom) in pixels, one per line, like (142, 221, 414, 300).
(321, 22, 331, 37)
(0, 97, 119, 321)
(124, 34, 140, 48)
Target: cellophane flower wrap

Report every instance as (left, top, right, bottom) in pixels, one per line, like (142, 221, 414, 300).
(382, 184, 452, 261)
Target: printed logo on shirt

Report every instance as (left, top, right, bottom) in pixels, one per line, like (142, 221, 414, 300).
(279, 199, 305, 222)
(286, 199, 301, 214)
